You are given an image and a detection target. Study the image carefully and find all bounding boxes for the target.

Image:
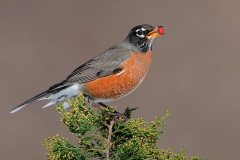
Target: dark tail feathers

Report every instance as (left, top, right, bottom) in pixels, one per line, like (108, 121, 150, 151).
(10, 91, 50, 113)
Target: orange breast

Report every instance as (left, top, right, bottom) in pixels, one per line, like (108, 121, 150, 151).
(84, 51, 152, 101)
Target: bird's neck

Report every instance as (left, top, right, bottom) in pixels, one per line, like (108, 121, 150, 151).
(122, 39, 154, 53)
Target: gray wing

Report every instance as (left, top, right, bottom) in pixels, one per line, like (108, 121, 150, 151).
(48, 44, 131, 90)
(10, 44, 131, 113)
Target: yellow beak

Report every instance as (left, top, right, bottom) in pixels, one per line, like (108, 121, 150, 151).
(147, 26, 164, 39)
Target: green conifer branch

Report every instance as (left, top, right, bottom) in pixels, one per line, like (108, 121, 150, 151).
(44, 93, 205, 160)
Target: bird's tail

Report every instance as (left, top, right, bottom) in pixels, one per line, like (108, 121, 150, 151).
(10, 91, 50, 113)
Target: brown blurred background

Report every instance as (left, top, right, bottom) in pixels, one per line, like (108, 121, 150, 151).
(1, 0, 240, 159)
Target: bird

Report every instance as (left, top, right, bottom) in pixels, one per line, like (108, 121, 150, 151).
(10, 24, 164, 113)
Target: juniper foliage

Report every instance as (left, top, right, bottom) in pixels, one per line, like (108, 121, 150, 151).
(44, 93, 204, 160)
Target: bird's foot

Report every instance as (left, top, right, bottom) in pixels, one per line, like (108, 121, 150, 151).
(91, 102, 138, 121)
(110, 111, 127, 122)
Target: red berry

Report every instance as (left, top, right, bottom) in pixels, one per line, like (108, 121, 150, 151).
(158, 27, 164, 34)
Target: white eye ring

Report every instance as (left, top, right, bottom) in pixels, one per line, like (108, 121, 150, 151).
(135, 28, 145, 38)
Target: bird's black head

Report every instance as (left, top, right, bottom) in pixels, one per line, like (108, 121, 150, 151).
(124, 24, 164, 53)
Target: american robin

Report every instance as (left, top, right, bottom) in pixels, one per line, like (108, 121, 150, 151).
(10, 24, 164, 113)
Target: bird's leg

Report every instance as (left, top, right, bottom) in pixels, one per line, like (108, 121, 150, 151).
(91, 102, 103, 111)
(92, 102, 127, 121)
(98, 102, 138, 119)
(97, 102, 109, 108)
(85, 96, 104, 111)
(89, 100, 136, 121)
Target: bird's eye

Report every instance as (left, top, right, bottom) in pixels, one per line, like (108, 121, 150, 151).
(135, 29, 145, 38)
